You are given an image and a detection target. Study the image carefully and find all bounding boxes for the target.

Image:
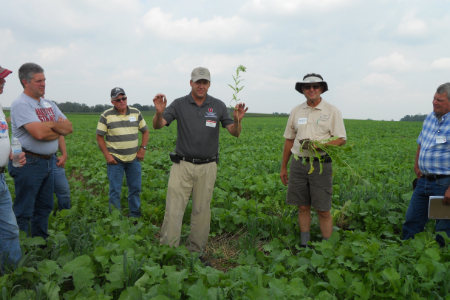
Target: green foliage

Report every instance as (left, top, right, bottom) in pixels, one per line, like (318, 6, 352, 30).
(4, 116, 449, 299)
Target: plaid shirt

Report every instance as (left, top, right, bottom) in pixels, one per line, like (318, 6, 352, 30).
(418, 112, 450, 175)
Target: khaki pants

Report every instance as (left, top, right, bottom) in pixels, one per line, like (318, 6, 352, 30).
(160, 160, 217, 252)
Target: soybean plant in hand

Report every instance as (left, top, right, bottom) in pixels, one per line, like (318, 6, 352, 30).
(296, 138, 370, 187)
(228, 65, 246, 129)
(296, 137, 339, 174)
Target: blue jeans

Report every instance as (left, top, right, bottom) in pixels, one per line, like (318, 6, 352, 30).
(8, 155, 54, 239)
(0, 174, 21, 271)
(107, 159, 141, 217)
(53, 154, 70, 210)
(402, 177, 450, 247)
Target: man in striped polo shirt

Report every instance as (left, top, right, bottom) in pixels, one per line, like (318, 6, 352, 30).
(96, 87, 149, 218)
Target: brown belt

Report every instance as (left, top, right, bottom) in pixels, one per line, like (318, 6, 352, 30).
(24, 150, 53, 160)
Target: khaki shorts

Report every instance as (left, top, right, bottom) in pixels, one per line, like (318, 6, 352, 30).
(286, 156, 333, 211)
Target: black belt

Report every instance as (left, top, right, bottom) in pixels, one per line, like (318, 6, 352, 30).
(423, 174, 450, 181)
(180, 155, 217, 165)
(301, 155, 332, 163)
(23, 149, 53, 160)
(0, 167, 5, 173)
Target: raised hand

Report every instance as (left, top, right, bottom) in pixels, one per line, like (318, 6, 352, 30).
(233, 103, 248, 121)
(153, 93, 167, 114)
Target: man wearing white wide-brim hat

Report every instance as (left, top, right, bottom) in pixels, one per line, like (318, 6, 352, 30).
(280, 73, 347, 247)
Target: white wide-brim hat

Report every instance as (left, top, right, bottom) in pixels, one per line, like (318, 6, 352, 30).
(295, 73, 328, 94)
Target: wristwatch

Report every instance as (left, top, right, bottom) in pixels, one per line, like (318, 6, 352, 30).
(141, 146, 147, 150)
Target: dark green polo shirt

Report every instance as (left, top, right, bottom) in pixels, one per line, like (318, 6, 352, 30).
(162, 93, 234, 159)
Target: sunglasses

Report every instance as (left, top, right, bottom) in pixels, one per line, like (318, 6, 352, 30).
(303, 85, 321, 90)
(113, 97, 127, 102)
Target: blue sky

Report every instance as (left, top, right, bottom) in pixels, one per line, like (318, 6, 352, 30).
(1, 0, 450, 120)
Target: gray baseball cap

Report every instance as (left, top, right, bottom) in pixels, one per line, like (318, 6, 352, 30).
(111, 87, 126, 99)
(191, 67, 211, 82)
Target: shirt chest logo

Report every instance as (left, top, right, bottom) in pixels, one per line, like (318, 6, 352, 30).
(205, 107, 217, 118)
(35, 107, 56, 122)
(0, 120, 8, 133)
(319, 114, 330, 122)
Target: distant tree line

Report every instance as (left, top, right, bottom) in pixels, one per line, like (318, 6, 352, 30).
(54, 101, 155, 113)
(400, 114, 427, 122)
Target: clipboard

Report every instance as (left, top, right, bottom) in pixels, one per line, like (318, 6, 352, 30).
(428, 196, 450, 219)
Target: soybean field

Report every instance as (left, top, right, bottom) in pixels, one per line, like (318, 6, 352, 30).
(3, 115, 449, 299)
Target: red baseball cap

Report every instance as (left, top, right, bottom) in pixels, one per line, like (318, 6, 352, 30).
(0, 66, 12, 79)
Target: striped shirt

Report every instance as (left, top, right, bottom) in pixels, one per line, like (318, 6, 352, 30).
(418, 112, 450, 175)
(96, 106, 148, 162)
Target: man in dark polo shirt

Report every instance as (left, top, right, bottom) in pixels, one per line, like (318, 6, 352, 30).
(153, 67, 248, 260)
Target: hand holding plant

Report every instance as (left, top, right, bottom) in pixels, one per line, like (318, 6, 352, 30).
(229, 65, 247, 127)
(296, 137, 370, 186)
(232, 103, 248, 122)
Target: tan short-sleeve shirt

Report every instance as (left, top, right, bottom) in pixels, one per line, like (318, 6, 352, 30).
(283, 99, 347, 157)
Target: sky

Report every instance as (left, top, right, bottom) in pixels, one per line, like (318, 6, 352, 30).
(1, 0, 450, 121)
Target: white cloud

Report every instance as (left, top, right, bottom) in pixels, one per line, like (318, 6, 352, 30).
(240, 0, 351, 15)
(395, 10, 428, 37)
(140, 7, 262, 44)
(362, 73, 399, 86)
(1, 0, 448, 120)
(172, 54, 246, 77)
(368, 52, 420, 72)
(431, 58, 450, 70)
(0, 29, 15, 52)
(0, 29, 14, 45)
(110, 68, 144, 81)
(36, 43, 79, 63)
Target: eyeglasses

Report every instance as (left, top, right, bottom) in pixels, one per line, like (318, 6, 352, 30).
(113, 97, 127, 102)
(303, 85, 321, 90)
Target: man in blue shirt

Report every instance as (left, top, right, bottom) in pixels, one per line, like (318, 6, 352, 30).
(402, 82, 450, 247)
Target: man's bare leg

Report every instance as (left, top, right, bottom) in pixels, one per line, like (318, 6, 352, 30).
(299, 205, 311, 246)
(317, 210, 333, 239)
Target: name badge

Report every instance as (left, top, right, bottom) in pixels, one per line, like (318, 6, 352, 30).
(206, 120, 216, 128)
(129, 116, 136, 122)
(436, 136, 447, 144)
(298, 118, 307, 125)
(43, 101, 52, 108)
